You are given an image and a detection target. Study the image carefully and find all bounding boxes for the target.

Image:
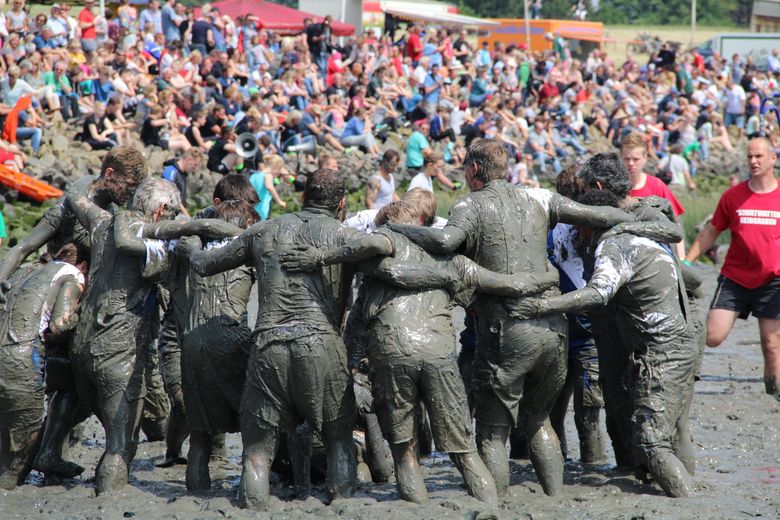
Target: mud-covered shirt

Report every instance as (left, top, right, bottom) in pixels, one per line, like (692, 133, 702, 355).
(361, 229, 455, 360)
(590, 233, 688, 346)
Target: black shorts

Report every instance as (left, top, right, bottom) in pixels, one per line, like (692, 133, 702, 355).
(710, 275, 780, 319)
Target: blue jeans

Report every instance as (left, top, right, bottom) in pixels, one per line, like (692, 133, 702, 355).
(59, 92, 81, 120)
(724, 112, 745, 129)
(16, 127, 42, 154)
(534, 151, 562, 175)
(561, 136, 587, 155)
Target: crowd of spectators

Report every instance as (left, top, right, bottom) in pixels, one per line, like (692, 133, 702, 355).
(0, 0, 779, 208)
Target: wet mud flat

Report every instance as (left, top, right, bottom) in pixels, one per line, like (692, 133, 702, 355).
(2, 265, 779, 520)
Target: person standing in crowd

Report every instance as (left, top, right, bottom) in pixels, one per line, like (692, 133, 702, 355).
(365, 149, 400, 210)
(77, 0, 96, 55)
(686, 137, 780, 401)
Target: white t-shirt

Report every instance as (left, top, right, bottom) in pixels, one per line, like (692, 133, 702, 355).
(407, 172, 433, 192)
(725, 85, 746, 115)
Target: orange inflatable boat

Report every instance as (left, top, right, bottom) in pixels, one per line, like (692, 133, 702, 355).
(0, 164, 64, 203)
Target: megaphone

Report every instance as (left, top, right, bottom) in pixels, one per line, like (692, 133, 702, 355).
(236, 132, 258, 158)
(286, 139, 317, 156)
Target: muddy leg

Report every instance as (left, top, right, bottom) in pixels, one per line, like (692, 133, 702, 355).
(526, 418, 564, 497)
(95, 392, 144, 495)
(364, 413, 393, 482)
(759, 318, 780, 401)
(576, 407, 605, 465)
(186, 430, 212, 491)
(646, 450, 694, 498)
(672, 383, 695, 475)
(0, 428, 40, 490)
(550, 378, 573, 460)
(239, 426, 277, 511)
(476, 423, 510, 496)
(33, 390, 85, 477)
(158, 389, 188, 467)
(322, 418, 356, 501)
(451, 451, 498, 506)
(389, 440, 427, 503)
(287, 422, 312, 498)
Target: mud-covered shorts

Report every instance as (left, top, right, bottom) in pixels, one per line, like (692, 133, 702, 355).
(371, 353, 474, 453)
(471, 311, 568, 429)
(182, 316, 251, 433)
(630, 335, 697, 460)
(0, 343, 45, 438)
(241, 327, 354, 433)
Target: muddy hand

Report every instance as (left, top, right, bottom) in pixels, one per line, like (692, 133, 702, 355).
(176, 235, 202, 258)
(509, 298, 542, 320)
(196, 219, 243, 239)
(279, 245, 323, 273)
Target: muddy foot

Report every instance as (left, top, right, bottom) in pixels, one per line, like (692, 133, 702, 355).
(156, 456, 187, 468)
(34, 460, 85, 479)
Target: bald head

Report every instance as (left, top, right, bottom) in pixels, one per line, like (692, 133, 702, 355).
(747, 137, 777, 179)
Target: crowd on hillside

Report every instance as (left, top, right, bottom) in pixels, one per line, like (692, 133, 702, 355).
(0, 0, 779, 201)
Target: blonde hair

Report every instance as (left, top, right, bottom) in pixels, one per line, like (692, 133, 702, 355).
(620, 132, 648, 156)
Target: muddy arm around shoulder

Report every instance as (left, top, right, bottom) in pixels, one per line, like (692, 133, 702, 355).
(454, 256, 560, 296)
(67, 191, 111, 232)
(601, 203, 683, 243)
(553, 193, 635, 228)
(138, 219, 243, 241)
(47, 279, 84, 337)
(0, 219, 58, 285)
(183, 228, 253, 277)
(384, 223, 467, 254)
(370, 256, 459, 290)
(279, 234, 394, 273)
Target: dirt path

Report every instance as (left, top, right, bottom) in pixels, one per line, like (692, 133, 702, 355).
(1, 265, 779, 519)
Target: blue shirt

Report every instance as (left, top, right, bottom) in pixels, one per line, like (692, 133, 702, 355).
(139, 8, 162, 34)
(161, 4, 180, 42)
(341, 116, 364, 139)
(424, 73, 442, 105)
(249, 171, 272, 219)
(91, 79, 115, 102)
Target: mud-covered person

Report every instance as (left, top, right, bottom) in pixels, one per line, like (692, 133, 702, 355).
(0, 146, 148, 299)
(157, 174, 260, 468)
(0, 147, 148, 479)
(577, 153, 686, 470)
(547, 165, 605, 466)
(513, 189, 698, 498)
(280, 200, 562, 505)
(65, 177, 239, 495)
(185, 169, 361, 510)
(173, 200, 257, 491)
(0, 243, 88, 489)
(385, 138, 636, 496)
(686, 137, 780, 402)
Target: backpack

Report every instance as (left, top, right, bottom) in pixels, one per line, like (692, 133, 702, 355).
(656, 157, 673, 185)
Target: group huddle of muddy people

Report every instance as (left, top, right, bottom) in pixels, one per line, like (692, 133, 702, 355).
(1, 137, 778, 513)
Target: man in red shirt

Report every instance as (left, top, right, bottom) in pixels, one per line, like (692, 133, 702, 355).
(686, 137, 780, 400)
(621, 133, 686, 257)
(405, 25, 423, 66)
(78, 0, 97, 54)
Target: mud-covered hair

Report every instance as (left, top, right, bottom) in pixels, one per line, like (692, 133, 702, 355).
(556, 163, 585, 201)
(303, 168, 345, 211)
(212, 174, 260, 205)
(577, 188, 620, 208)
(578, 152, 631, 200)
(214, 200, 259, 229)
(401, 188, 437, 227)
(50, 242, 89, 266)
(132, 177, 182, 217)
(94, 146, 148, 205)
(374, 201, 420, 227)
(465, 138, 509, 183)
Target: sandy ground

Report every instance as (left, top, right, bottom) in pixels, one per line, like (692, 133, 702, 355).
(1, 263, 779, 520)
